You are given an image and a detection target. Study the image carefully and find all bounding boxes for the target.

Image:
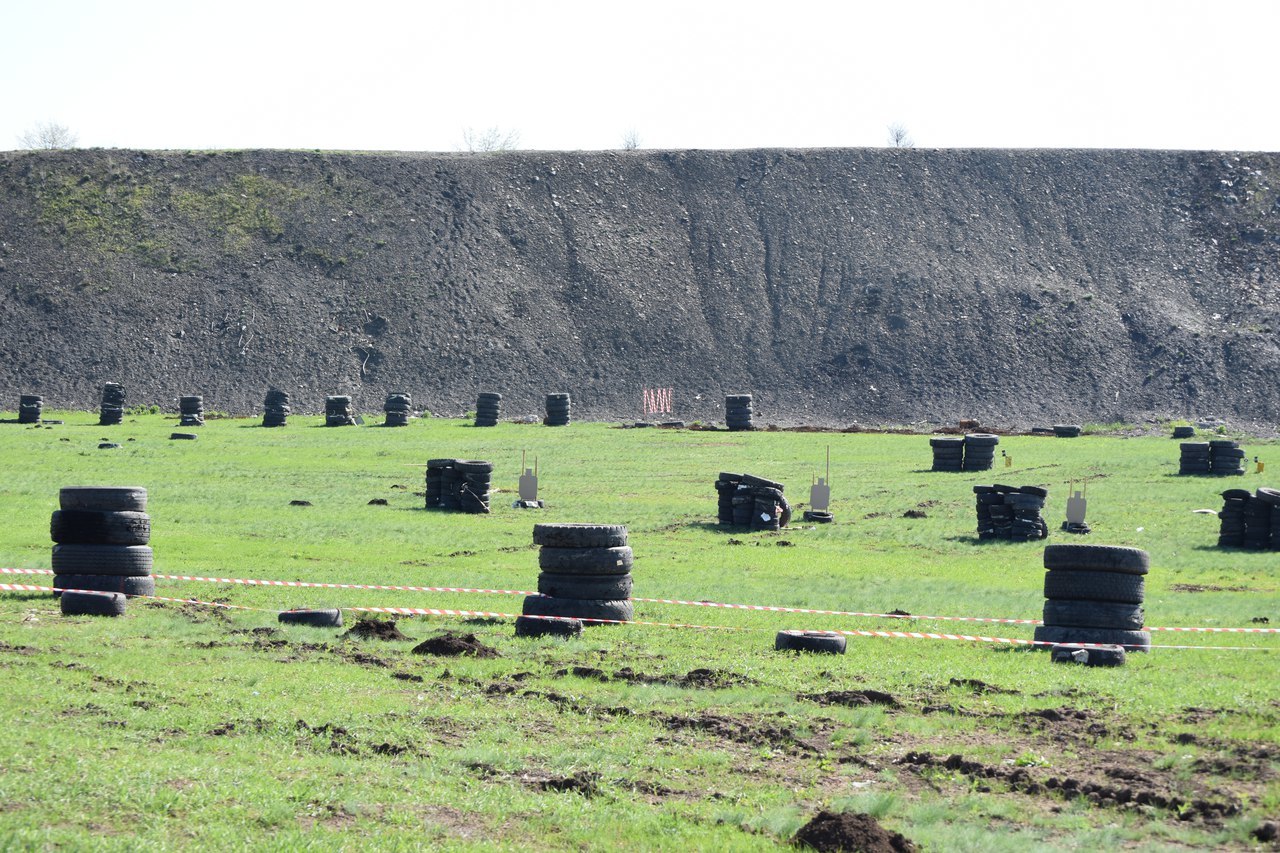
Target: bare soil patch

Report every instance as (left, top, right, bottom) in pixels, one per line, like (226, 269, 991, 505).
(793, 809, 916, 852)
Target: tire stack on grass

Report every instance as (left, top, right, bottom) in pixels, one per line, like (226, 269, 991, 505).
(1209, 440, 1246, 476)
(715, 473, 790, 531)
(715, 472, 741, 525)
(18, 394, 42, 424)
(425, 459, 492, 513)
(1035, 544, 1150, 652)
(974, 484, 1048, 541)
(178, 396, 204, 427)
(52, 486, 154, 617)
(1179, 442, 1211, 475)
(263, 389, 290, 427)
(99, 383, 125, 426)
(961, 434, 999, 471)
(1217, 488, 1249, 547)
(544, 393, 571, 427)
(1172, 425, 1196, 439)
(519, 523, 633, 633)
(1242, 488, 1276, 550)
(325, 395, 356, 427)
(725, 394, 754, 431)
(1053, 424, 1082, 438)
(930, 437, 964, 472)
(475, 392, 501, 427)
(973, 485, 1003, 540)
(384, 392, 411, 427)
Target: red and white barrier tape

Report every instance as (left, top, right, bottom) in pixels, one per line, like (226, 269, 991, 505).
(3, 566, 1277, 636)
(0, 583, 264, 612)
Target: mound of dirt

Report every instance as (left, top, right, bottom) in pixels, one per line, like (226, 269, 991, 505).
(792, 810, 916, 852)
(411, 632, 500, 658)
(342, 618, 407, 641)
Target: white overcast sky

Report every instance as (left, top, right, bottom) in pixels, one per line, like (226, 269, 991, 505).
(3, 0, 1277, 153)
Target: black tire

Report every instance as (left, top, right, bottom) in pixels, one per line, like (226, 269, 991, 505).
(1033, 624, 1150, 651)
(54, 574, 155, 598)
(1043, 598, 1145, 630)
(278, 608, 343, 627)
(1049, 643, 1127, 666)
(59, 486, 147, 513)
(170, 432, 198, 440)
(60, 590, 126, 617)
(454, 460, 493, 475)
(778, 494, 792, 528)
(521, 595, 633, 623)
(803, 510, 833, 523)
(774, 630, 847, 654)
(1256, 488, 1280, 507)
(740, 473, 784, 491)
(50, 510, 150, 546)
(964, 434, 1000, 446)
(51, 544, 153, 577)
(1043, 570, 1145, 604)
(514, 615, 583, 638)
(1042, 544, 1149, 575)
(1018, 485, 1048, 498)
(537, 572, 632, 600)
(1221, 488, 1252, 500)
(533, 523, 628, 549)
(538, 546, 634, 575)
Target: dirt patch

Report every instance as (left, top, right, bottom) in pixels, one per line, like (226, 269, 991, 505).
(902, 509, 928, 519)
(605, 667, 757, 689)
(522, 770, 601, 797)
(333, 647, 392, 668)
(799, 689, 901, 708)
(391, 671, 424, 683)
(652, 711, 820, 755)
(342, 618, 407, 641)
(367, 498, 388, 506)
(0, 641, 38, 655)
(412, 632, 500, 658)
(949, 678, 1020, 695)
(1170, 583, 1257, 593)
(793, 810, 916, 852)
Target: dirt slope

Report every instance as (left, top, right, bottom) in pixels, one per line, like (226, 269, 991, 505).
(0, 147, 1276, 426)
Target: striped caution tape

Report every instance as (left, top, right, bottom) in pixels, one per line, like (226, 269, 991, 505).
(3, 566, 1278, 635)
(0, 582, 266, 612)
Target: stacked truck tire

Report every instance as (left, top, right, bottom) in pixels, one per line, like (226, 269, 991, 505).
(519, 524, 634, 632)
(725, 394, 754, 431)
(178, 396, 204, 427)
(975, 485, 1049, 541)
(384, 392, 411, 427)
(100, 383, 125, 426)
(19, 394, 42, 424)
(325, 395, 356, 426)
(544, 394, 571, 426)
(263, 389, 290, 427)
(52, 486, 154, 616)
(425, 459, 492, 513)
(1219, 487, 1279, 550)
(715, 472, 790, 531)
(475, 392, 501, 427)
(1181, 440, 1246, 476)
(961, 434, 999, 471)
(1035, 544, 1150, 652)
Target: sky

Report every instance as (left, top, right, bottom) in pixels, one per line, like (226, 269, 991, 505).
(3, 0, 1277, 153)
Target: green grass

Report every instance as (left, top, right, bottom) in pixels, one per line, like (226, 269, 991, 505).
(0, 412, 1276, 850)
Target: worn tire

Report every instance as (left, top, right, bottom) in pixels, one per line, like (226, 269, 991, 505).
(50, 510, 150, 546)
(1033, 624, 1150, 651)
(54, 574, 155, 598)
(1043, 570, 1145, 604)
(1049, 643, 1127, 666)
(1043, 599, 1145, 630)
(538, 572, 632, 600)
(538, 546, 634, 575)
(278, 608, 343, 627)
(521, 594, 633, 623)
(51, 544, 153, 576)
(775, 630, 847, 654)
(514, 614, 583, 638)
(59, 486, 147, 513)
(532, 523, 628, 549)
(1042, 544, 1149, 575)
(60, 590, 127, 617)
(740, 473, 784, 491)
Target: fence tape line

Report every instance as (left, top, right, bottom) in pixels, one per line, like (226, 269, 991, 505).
(2, 566, 1277, 635)
(0, 583, 268, 613)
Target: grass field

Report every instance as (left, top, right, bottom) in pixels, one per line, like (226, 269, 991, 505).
(0, 411, 1276, 851)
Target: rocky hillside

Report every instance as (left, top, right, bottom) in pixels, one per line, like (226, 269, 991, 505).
(0, 147, 1276, 427)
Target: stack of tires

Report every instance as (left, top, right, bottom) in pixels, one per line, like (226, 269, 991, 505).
(715, 472, 740, 525)
(544, 393, 571, 426)
(1242, 491, 1273, 550)
(425, 459, 492, 513)
(1053, 424, 1082, 438)
(384, 392, 411, 427)
(520, 524, 633, 632)
(975, 484, 1048, 541)
(178, 396, 204, 427)
(1172, 425, 1196, 439)
(1035, 544, 1150, 652)
(1179, 441, 1210, 475)
(930, 437, 964, 472)
(325, 395, 356, 426)
(715, 473, 790, 531)
(1217, 488, 1249, 547)
(100, 383, 125, 425)
(18, 394, 42, 424)
(725, 394, 754, 431)
(1218, 487, 1280, 549)
(52, 486, 154, 617)
(961, 434, 999, 471)
(475, 392, 501, 427)
(263, 389, 290, 427)
(1209, 440, 1246, 476)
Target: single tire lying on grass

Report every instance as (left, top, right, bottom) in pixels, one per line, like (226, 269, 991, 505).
(1032, 624, 1150, 651)
(50, 510, 151, 546)
(514, 615, 584, 638)
(775, 630, 847, 654)
(532, 523, 628, 549)
(51, 544, 153, 576)
(1049, 643, 1127, 667)
(521, 594, 633, 624)
(53, 574, 155, 598)
(278, 608, 344, 627)
(60, 486, 147, 513)
(60, 590, 127, 617)
(1042, 544, 1150, 575)
(537, 546, 634, 575)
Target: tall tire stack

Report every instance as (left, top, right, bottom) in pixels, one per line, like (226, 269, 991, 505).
(975, 484, 1048, 541)
(1242, 492, 1273, 550)
(1053, 424, 1082, 438)
(475, 392, 501, 427)
(973, 485, 1004, 540)
(1035, 544, 1150, 652)
(425, 459, 456, 510)
(1179, 441, 1210, 475)
(715, 472, 741, 525)
(425, 459, 492, 513)
(52, 486, 155, 615)
(18, 394, 42, 424)
(523, 524, 634, 627)
(325, 395, 356, 427)
(384, 392, 411, 427)
(961, 434, 999, 471)
(930, 437, 964, 472)
(725, 394, 754, 431)
(1217, 488, 1249, 547)
(1209, 440, 1246, 476)
(1269, 489, 1280, 550)
(715, 473, 789, 531)
(1172, 425, 1196, 439)
(263, 389, 290, 427)
(178, 396, 204, 427)
(99, 383, 125, 426)
(544, 393, 571, 427)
